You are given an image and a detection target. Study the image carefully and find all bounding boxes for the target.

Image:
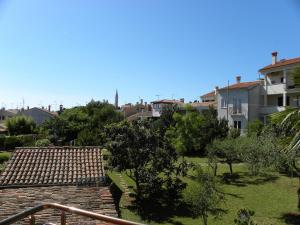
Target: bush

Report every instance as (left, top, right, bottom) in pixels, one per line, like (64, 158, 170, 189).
(4, 136, 22, 149)
(5, 116, 36, 135)
(0, 136, 5, 148)
(0, 152, 11, 163)
(35, 139, 51, 147)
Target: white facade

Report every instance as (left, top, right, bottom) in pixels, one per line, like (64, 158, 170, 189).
(217, 84, 261, 133)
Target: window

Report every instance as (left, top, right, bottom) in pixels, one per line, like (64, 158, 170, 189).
(234, 121, 241, 129)
(278, 96, 283, 106)
(280, 77, 284, 83)
(298, 96, 300, 107)
(221, 98, 227, 108)
(277, 96, 290, 106)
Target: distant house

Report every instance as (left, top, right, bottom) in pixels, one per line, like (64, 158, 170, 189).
(20, 107, 58, 125)
(151, 99, 185, 117)
(0, 108, 18, 123)
(217, 76, 262, 132)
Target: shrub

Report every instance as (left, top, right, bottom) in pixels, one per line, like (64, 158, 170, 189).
(35, 139, 51, 147)
(0, 136, 5, 148)
(4, 136, 22, 149)
(5, 116, 36, 135)
(0, 152, 11, 164)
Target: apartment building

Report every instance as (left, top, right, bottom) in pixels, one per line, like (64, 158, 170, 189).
(259, 52, 300, 119)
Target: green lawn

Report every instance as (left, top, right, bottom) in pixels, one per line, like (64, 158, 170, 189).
(106, 157, 300, 225)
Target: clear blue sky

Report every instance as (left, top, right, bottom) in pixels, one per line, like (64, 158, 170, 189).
(0, 0, 300, 110)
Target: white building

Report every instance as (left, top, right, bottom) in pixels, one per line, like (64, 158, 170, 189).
(151, 99, 185, 117)
(217, 76, 262, 132)
(216, 52, 300, 132)
(259, 52, 300, 120)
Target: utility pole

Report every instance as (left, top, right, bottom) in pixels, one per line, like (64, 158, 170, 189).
(227, 80, 229, 121)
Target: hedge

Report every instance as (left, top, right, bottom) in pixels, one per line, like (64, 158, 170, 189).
(0, 135, 36, 150)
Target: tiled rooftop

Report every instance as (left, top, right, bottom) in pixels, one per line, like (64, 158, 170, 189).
(259, 56, 300, 72)
(0, 147, 105, 188)
(218, 81, 261, 91)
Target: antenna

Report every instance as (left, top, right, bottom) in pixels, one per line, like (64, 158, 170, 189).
(155, 94, 160, 100)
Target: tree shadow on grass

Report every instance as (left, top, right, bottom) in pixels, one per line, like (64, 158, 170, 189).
(220, 172, 279, 187)
(281, 212, 300, 225)
(125, 195, 195, 224)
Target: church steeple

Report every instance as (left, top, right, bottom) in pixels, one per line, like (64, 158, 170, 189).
(115, 89, 119, 109)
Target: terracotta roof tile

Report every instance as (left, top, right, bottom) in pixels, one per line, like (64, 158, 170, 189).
(259, 57, 300, 72)
(201, 91, 215, 98)
(0, 147, 105, 188)
(218, 81, 261, 91)
(151, 99, 184, 104)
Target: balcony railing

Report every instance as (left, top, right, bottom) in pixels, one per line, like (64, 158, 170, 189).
(0, 202, 145, 225)
(264, 83, 285, 95)
(260, 106, 286, 114)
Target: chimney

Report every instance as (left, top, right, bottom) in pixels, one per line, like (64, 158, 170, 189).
(59, 104, 63, 113)
(48, 105, 51, 112)
(236, 75, 241, 84)
(180, 98, 185, 103)
(214, 86, 219, 95)
(140, 99, 143, 105)
(272, 52, 278, 65)
(27, 106, 29, 110)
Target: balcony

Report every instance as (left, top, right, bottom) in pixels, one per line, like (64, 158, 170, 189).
(263, 84, 285, 95)
(260, 106, 286, 114)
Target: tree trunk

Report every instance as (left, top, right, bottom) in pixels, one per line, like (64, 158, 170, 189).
(214, 163, 218, 176)
(229, 163, 233, 175)
(134, 170, 141, 200)
(202, 214, 208, 225)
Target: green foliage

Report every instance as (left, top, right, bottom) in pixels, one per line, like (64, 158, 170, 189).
(166, 110, 205, 156)
(41, 100, 122, 145)
(3, 136, 22, 149)
(234, 208, 257, 225)
(247, 119, 264, 136)
(5, 116, 36, 135)
(35, 139, 51, 147)
(239, 131, 282, 176)
(208, 137, 241, 175)
(184, 166, 225, 225)
(229, 128, 240, 139)
(166, 107, 228, 156)
(106, 120, 186, 207)
(0, 152, 11, 164)
(292, 66, 300, 87)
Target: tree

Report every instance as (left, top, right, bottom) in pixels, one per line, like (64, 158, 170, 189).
(166, 106, 228, 157)
(41, 100, 122, 145)
(105, 120, 186, 205)
(247, 119, 264, 136)
(184, 166, 225, 225)
(207, 137, 240, 175)
(292, 66, 300, 87)
(239, 131, 282, 176)
(5, 116, 36, 135)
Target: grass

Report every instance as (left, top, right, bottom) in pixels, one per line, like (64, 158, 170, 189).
(106, 157, 300, 225)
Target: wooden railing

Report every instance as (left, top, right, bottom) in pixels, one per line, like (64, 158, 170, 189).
(0, 202, 145, 225)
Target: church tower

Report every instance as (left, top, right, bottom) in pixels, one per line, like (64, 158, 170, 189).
(115, 89, 118, 109)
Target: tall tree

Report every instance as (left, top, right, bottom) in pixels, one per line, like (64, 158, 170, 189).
(105, 120, 186, 204)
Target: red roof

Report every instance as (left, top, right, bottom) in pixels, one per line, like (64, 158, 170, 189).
(259, 57, 300, 72)
(201, 91, 215, 98)
(218, 81, 261, 91)
(151, 99, 183, 104)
